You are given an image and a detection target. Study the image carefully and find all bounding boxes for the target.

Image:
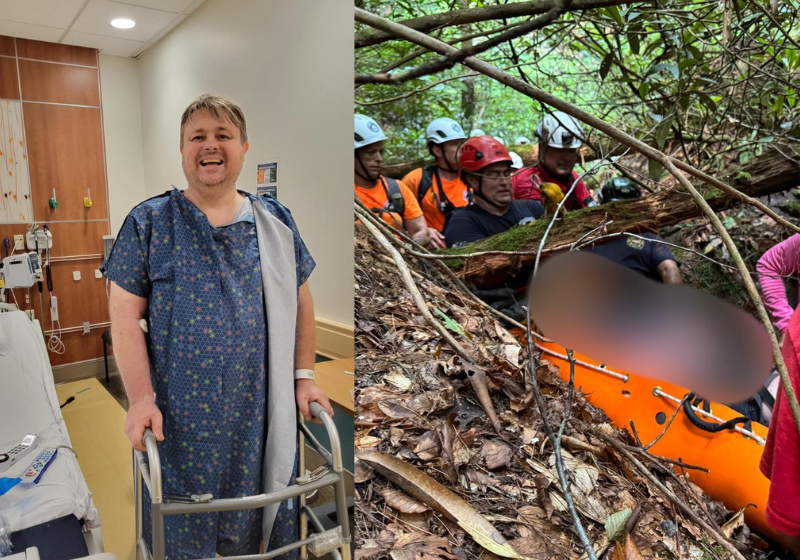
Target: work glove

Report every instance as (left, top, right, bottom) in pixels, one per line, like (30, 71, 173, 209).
(540, 182, 565, 215)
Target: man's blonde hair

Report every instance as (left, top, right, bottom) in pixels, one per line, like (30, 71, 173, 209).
(180, 94, 248, 147)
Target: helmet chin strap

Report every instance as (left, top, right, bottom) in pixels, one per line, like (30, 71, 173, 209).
(472, 176, 508, 210)
(355, 153, 379, 182)
(439, 150, 458, 174)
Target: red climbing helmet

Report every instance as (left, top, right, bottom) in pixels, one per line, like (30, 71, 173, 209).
(458, 135, 512, 172)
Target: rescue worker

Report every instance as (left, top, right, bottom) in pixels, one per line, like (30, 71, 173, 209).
(354, 114, 429, 247)
(586, 180, 681, 284)
(402, 117, 470, 249)
(444, 136, 544, 248)
(513, 111, 596, 211)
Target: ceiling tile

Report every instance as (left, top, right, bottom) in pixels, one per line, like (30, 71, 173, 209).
(71, 0, 180, 43)
(63, 30, 144, 57)
(0, 19, 63, 43)
(104, 0, 195, 14)
(0, 0, 88, 29)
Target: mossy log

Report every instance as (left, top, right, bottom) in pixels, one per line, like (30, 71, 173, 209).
(442, 147, 800, 287)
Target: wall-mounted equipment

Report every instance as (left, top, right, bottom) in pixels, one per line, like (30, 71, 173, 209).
(1, 253, 42, 289)
(49, 188, 58, 210)
(26, 229, 52, 251)
(83, 188, 93, 208)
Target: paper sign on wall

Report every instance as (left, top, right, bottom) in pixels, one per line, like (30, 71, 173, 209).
(257, 161, 278, 198)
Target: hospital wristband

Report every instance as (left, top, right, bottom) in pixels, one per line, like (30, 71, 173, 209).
(295, 369, 315, 381)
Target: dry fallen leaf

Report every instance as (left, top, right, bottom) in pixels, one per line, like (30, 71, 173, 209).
(359, 451, 536, 559)
(381, 488, 431, 514)
(355, 458, 375, 483)
(384, 370, 413, 391)
(610, 536, 646, 560)
(482, 440, 513, 471)
(720, 506, 749, 539)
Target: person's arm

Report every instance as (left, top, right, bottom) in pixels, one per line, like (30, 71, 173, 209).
(109, 282, 164, 451)
(294, 282, 333, 424)
(657, 260, 682, 284)
(405, 215, 430, 246)
(757, 234, 800, 333)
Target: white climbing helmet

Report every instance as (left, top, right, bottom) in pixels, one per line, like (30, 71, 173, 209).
(426, 117, 467, 144)
(469, 128, 486, 137)
(509, 151, 524, 170)
(355, 114, 387, 150)
(515, 135, 531, 145)
(494, 135, 506, 146)
(535, 111, 585, 149)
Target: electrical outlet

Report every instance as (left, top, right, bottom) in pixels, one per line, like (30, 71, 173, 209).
(73, 271, 81, 281)
(13, 235, 24, 250)
(94, 269, 102, 279)
(83, 322, 90, 334)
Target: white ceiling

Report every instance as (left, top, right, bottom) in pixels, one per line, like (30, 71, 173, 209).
(0, 0, 206, 58)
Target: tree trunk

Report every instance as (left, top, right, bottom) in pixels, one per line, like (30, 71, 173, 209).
(446, 147, 800, 286)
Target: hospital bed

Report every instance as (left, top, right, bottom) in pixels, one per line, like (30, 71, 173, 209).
(135, 402, 352, 560)
(0, 303, 109, 557)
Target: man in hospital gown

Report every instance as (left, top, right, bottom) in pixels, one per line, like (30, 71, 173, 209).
(101, 94, 332, 558)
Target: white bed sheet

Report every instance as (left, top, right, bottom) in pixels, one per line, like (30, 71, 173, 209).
(0, 309, 101, 533)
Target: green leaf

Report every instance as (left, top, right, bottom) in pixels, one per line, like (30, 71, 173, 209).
(773, 95, 785, 117)
(723, 216, 736, 230)
(685, 45, 703, 61)
(638, 82, 651, 98)
(434, 308, 465, 337)
(600, 53, 614, 80)
(678, 95, 691, 111)
(648, 159, 663, 181)
(605, 508, 633, 543)
(655, 119, 672, 150)
(759, 136, 774, 143)
(605, 6, 624, 26)
(628, 32, 640, 55)
(696, 92, 717, 112)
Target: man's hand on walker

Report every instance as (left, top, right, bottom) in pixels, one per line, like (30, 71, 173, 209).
(125, 401, 165, 451)
(296, 379, 334, 424)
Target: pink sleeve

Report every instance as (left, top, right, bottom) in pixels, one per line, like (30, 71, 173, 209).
(757, 234, 800, 334)
(761, 317, 800, 536)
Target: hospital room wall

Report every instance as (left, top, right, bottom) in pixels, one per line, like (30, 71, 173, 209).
(0, 38, 111, 371)
(134, 0, 355, 357)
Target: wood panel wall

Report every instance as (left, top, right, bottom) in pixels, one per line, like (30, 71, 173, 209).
(0, 36, 109, 368)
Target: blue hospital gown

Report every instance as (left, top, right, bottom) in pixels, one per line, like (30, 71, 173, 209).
(102, 188, 315, 558)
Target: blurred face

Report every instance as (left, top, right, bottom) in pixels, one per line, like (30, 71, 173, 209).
(181, 109, 249, 189)
(356, 141, 384, 179)
(542, 145, 579, 178)
(474, 161, 513, 206)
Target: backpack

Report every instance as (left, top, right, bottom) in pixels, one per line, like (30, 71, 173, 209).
(417, 166, 471, 227)
(369, 177, 405, 228)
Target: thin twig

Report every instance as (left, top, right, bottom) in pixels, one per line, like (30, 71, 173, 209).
(643, 395, 689, 451)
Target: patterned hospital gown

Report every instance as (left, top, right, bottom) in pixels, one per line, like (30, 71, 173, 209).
(101, 188, 315, 558)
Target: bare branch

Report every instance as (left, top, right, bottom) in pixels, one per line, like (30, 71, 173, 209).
(354, 0, 643, 49)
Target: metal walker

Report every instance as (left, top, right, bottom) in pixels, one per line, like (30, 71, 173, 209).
(134, 402, 351, 560)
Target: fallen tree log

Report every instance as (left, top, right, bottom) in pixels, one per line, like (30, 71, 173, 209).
(443, 146, 800, 286)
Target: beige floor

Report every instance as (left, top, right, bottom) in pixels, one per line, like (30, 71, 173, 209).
(56, 378, 136, 560)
